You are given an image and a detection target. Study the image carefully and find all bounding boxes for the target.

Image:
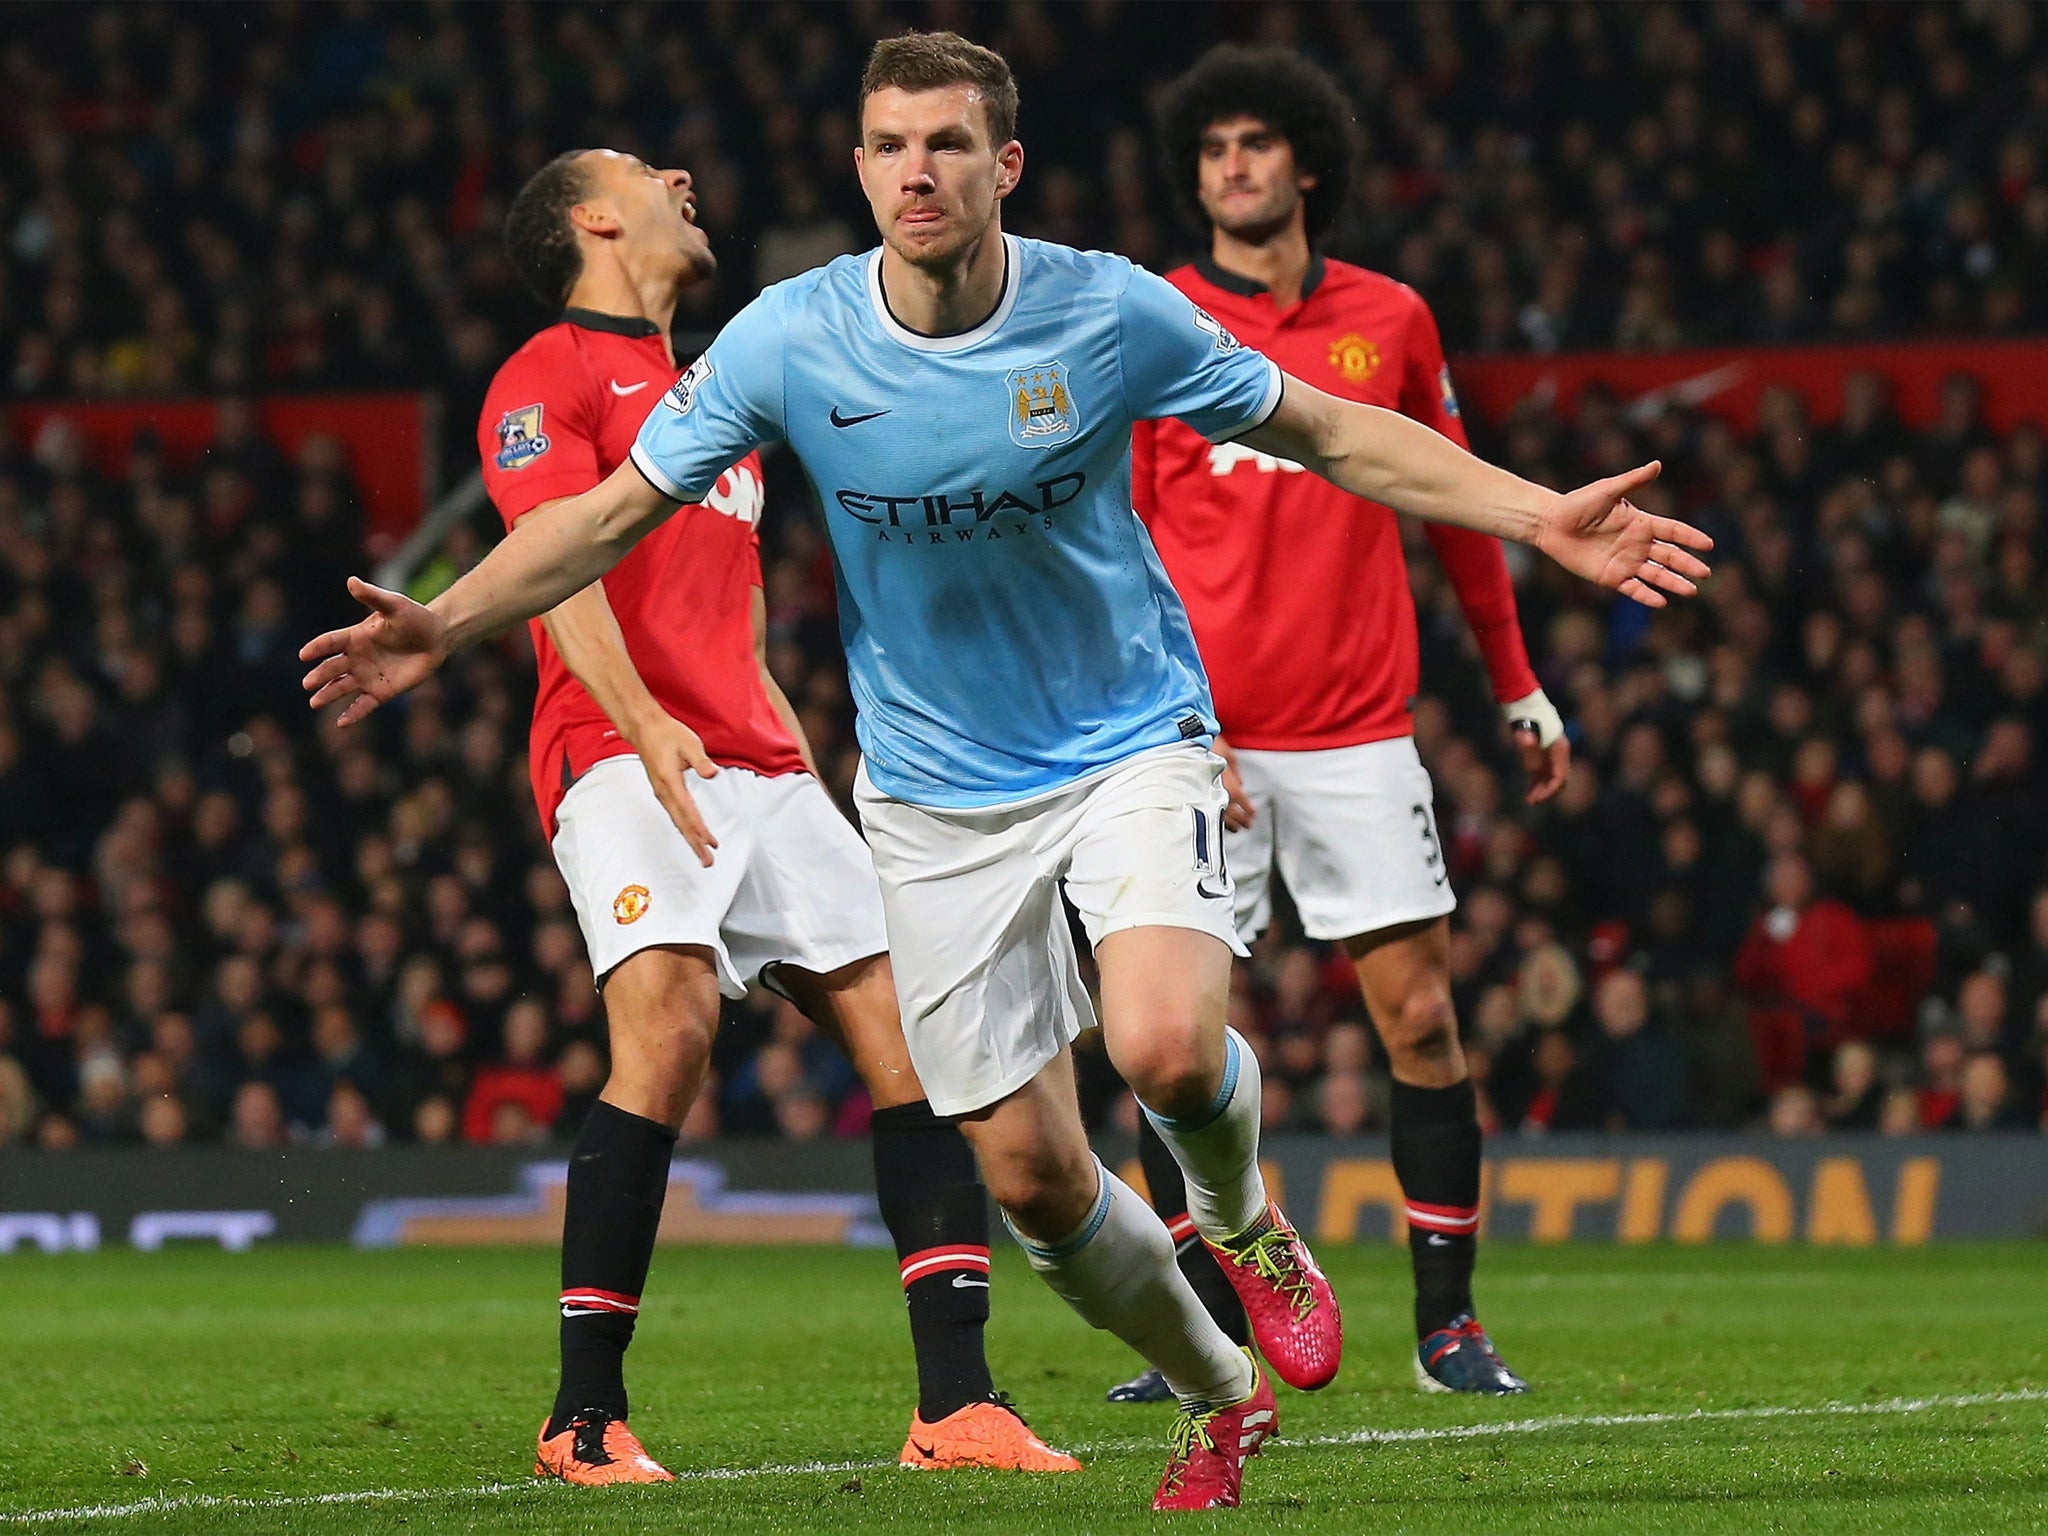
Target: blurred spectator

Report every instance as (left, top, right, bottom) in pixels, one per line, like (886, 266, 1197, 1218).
(412, 1094, 460, 1146)
(555, 1040, 608, 1139)
(1958, 1052, 2024, 1131)
(1878, 1086, 1924, 1137)
(774, 1088, 833, 1141)
(229, 1081, 289, 1150)
(1515, 1031, 1601, 1135)
(1316, 1071, 1375, 1137)
(1768, 1085, 1825, 1138)
(138, 1094, 188, 1148)
(1917, 1033, 1967, 1130)
(317, 1081, 387, 1149)
(1587, 969, 1689, 1130)
(1822, 1041, 1884, 1131)
(461, 998, 562, 1144)
(1733, 855, 1872, 1094)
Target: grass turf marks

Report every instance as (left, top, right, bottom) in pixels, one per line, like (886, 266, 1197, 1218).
(2, 1243, 2042, 1533)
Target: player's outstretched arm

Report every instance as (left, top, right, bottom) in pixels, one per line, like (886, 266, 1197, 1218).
(1236, 375, 1712, 608)
(299, 459, 678, 726)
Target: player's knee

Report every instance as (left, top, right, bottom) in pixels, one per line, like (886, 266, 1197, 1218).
(601, 959, 721, 1121)
(983, 1143, 1096, 1237)
(1383, 985, 1460, 1075)
(1111, 1013, 1221, 1120)
(613, 1009, 715, 1081)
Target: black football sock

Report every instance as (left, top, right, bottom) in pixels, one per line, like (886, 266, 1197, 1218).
(872, 1099, 996, 1421)
(1137, 1111, 1249, 1347)
(1390, 1076, 1483, 1339)
(550, 1099, 677, 1435)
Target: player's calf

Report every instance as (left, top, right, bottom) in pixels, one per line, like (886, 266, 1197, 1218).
(963, 1065, 1254, 1407)
(1377, 987, 1463, 1086)
(795, 959, 1075, 1465)
(1133, 1027, 1345, 1391)
(544, 949, 719, 1453)
(1012, 1155, 1256, 1412)
(872, 1099, 1003, 1426)
(962, 1100, 1103, 1242)
(550, 1099, 678, 1436)
(1389, 1077, 1486, 1334)
(1388, 1079, 1526, 1392)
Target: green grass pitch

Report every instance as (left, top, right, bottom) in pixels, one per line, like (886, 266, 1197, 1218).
(3, 1242, 2044, 1533)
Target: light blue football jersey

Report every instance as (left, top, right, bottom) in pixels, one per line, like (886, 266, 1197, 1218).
(631, 233, 1282, 808)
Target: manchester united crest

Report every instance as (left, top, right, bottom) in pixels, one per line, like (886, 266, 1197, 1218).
(1006, 361, 1078, 447)
(611, 884, 651, 925)
(1327, 333, 1381, 385)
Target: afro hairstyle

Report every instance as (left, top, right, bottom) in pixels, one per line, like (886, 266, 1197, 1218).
(1156, 45, 1359, 243)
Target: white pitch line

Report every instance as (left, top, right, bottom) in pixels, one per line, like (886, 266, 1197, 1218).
(1295, 1386, 2048, 1450)
(6, 1388, 2044, 1526)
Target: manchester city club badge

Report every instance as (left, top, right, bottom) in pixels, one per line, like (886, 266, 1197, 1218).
(1005, 361, 1079, 447)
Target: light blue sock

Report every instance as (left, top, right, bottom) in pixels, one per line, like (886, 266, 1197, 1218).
(1009, 1159, 1253, 1409)
(1143, 1027, 1268, 1240)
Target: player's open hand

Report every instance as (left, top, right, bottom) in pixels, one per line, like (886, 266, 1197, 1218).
(1535, 462, 1713, 607)
(634, 713, 721, 866)
(299, 577, 449, 727)
(1514, 725, 1570, 805)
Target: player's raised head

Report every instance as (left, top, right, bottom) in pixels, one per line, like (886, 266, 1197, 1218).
(1158, 45, 1359, 244)
(857, 31, 1023, 269)
(504, 148, 713, 308)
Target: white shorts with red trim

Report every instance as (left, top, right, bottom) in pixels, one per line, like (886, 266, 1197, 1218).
(552, 757, 889, 995)
(1229, 737, 1458, 944)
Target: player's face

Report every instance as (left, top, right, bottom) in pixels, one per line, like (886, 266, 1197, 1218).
(856, 85, 1022, 270)
(582, 150, 716, 284)
(1196, 115, 1312, 242)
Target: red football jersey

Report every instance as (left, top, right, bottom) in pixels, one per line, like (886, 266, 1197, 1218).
(477, 308, 805, 839)
(1134, 257, 1539, 751)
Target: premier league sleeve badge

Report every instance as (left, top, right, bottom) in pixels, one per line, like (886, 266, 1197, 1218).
(494, 403, 552, 470)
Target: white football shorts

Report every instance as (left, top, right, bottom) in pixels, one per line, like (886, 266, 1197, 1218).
(1229, 736, 1457, 944)
(551, 756, 889, 995)
(854, 744, 1247, 1118)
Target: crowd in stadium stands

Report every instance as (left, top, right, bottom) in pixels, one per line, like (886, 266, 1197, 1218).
(7, 4, 2048, 404)
(2, 1, 2048, 1147)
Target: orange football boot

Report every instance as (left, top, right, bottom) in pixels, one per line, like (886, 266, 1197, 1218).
(899, 1395, 1082, 1472)
(534, 1411, 675, 1486)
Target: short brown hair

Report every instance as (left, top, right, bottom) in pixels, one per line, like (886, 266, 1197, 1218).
(860, 31, 1018, 146)
(504, 149, 595, 306)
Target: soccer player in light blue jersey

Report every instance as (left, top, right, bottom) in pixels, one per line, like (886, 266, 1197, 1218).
(303, 33, 1712, 1511)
